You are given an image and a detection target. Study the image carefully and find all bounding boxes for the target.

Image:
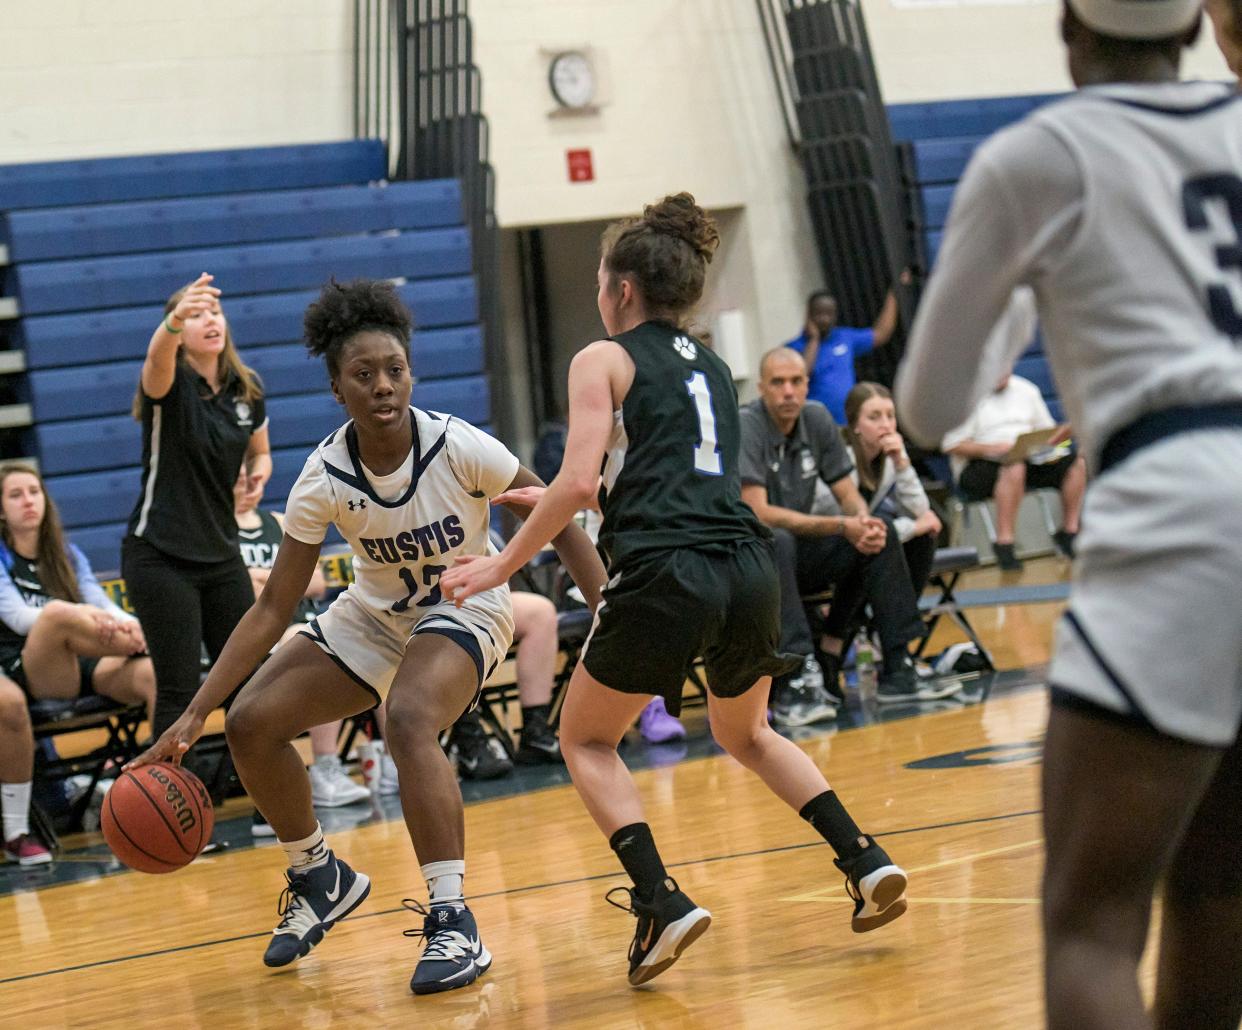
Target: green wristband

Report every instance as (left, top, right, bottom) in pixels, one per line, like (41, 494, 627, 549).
(164, 314, 183, 334)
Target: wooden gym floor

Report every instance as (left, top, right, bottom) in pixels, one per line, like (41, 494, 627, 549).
(1, 557, 1111, 1029)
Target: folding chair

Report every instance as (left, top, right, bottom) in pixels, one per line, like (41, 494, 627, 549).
(28, 696, 148, 847)
(912, 546, 995, 670)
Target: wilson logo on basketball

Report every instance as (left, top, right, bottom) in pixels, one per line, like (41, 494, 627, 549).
(146, 767, 199, 834)
(102, 762, 214, 874)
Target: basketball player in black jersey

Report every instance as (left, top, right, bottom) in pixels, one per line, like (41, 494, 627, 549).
(442, 193, 908, 986)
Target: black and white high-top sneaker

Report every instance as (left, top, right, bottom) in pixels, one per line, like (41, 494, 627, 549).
(833, 835, 908, 933)
(405, 900, 493, 995)
(262, 851, 371, 967)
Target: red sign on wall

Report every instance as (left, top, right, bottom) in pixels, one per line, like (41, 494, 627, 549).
(567, 148, 594, 183)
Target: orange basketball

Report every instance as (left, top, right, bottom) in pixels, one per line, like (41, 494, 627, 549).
(101, 763, 214, 873)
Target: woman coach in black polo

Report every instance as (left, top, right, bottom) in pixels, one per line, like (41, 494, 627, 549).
(122, 272, 271, 747)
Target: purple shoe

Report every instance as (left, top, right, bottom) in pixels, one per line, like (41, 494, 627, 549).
(639, 698, 687, 744)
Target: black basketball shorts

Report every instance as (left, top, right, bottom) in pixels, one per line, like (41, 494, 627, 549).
(581, 537, 801, 717)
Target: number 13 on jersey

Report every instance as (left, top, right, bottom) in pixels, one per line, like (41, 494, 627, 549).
(685, 371, 723, 476)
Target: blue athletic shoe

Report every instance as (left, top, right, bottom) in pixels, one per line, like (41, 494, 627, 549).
(262, 851, 371, 967)
(405, 900, 493, 995)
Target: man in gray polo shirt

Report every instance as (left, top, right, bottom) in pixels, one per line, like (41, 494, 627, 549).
(740, 347, 954, 712)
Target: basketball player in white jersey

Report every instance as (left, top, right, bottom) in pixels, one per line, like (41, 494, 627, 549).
(897, 4, 1242, 1027)
(130, 279, 606, 996)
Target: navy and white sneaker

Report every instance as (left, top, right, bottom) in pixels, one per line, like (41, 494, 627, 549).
(606, 878, 712, 986)
(262, 851, 371, 967)
(833, 835, 908, 933)
(405, 900, 493, 995)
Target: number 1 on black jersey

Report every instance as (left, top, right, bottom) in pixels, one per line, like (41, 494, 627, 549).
(685, 371, 723, 476)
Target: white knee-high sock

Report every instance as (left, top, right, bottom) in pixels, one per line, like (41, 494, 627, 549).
(1, 782, 32, 843)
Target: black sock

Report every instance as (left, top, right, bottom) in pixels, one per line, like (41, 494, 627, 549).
(521, 703, 550, 725)
(882, 646, 911, 672)
(609, 822, 668, 902)
(800, 791, 869, 861)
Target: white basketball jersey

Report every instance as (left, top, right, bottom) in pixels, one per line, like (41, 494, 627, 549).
(282, 407, 519, 625)
(1028, 83, 1242, 461)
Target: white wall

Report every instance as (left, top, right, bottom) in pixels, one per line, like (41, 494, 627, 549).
(469, 0, 820, 412)
(0, 0, 354, 163)
(865, 0, 1229, 102)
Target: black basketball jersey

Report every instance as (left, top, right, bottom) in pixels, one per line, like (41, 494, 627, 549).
(237, 508, 283, 571)
(597, 321, 768, 569)
(0, 551, 48, 654)
(237, 509, 316, 622)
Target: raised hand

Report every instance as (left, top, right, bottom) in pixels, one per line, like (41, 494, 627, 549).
(169, 272, 221, 328)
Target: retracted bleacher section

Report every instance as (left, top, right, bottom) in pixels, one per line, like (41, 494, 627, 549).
(0, 140, 491, 573)
(888, 92, 1066, 422)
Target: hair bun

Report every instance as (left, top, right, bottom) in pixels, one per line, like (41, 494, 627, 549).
(642, 193, 720, 264)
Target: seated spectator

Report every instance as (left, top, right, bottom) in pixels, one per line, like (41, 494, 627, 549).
(942, 371, 1085, 571)
(234, 478, 369, 837)
(784, 272, 908, 424)
(740, 350, 961, 713)
(842, 382, 942, 598)
(0, 463, 156, 865)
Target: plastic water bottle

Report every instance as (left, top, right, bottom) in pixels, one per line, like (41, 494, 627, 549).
(358, 738, 386, 797)
(855, 631, 878, 700)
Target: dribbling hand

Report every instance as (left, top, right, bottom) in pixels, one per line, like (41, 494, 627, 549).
(125, 711, 204, 770)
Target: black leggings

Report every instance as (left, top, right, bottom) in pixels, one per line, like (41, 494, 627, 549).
(121, 535, 255, 738)
(903, 531, 937, 600)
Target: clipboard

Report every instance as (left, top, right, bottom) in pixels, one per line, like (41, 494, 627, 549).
(1000, 427, 1061, 465)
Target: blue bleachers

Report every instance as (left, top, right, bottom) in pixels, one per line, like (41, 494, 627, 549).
(12, 228, 472, 314)
(0, 141, 386, 211)
(17, 275, 479, 369)
(26, 327, 486, 422)
(908, 136, 983, 185)
(919, 185, 955, 230)
(890, 92, 1067, 428)
(46, 468, 143, 529)
(0, 139, 492, 574)
(0, 179, 462, 263)
(887, 94, 1061, 142)
(35, 377, 492, 475)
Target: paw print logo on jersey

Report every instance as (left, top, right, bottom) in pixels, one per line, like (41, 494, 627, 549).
(672, 336, 697, 361)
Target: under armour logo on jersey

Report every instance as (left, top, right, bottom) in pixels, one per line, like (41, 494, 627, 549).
(348, 498, 367, 511)
(672, 336, 697, 360)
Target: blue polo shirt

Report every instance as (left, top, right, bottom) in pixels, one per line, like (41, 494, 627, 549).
(786, 325, 875, 423)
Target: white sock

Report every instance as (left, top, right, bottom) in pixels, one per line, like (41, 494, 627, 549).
(280, 823, 331, 871)
(1, 782, 32, 843)
(422, 859, 465, 907)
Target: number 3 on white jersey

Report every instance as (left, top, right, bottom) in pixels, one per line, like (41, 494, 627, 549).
(685, 371, 723, 476)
